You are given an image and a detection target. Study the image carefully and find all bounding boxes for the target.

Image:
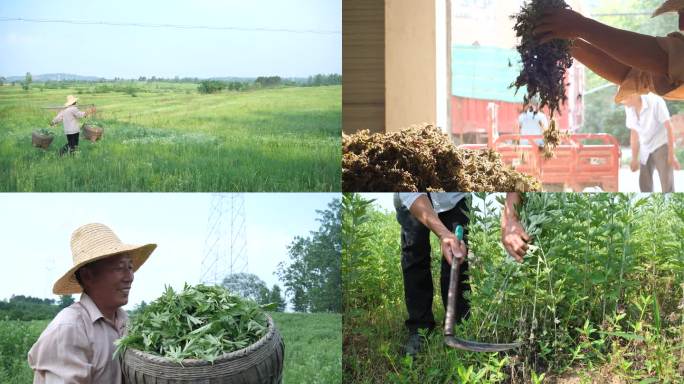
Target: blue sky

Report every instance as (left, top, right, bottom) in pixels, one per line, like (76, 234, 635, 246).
(0, 193, 340, 310)
(0, 0, 341, 78)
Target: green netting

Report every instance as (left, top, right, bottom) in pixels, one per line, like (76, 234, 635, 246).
(452, 45, 525, 103)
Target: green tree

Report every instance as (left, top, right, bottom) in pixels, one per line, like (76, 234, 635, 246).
(0, 76, 5, 86)
(21, 72, 32, 91)
(221, 273, 270, 304)
(277, 198, 341, 313)
(268, 285, 286, 312)
(58, 295, 75, 309)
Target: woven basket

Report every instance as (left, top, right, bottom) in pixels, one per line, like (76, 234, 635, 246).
(82, 124, 103, 142)
(122, 315, 284, 384)
(32, 131, 54, 149)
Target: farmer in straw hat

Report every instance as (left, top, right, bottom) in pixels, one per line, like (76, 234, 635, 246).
(533, 0, 684, 102)
(50, 95, 95, 155)
(27, 223, 156, 384)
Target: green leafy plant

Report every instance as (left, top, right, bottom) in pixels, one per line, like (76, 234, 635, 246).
(115, 284, 273, 363)
(35, 128, 54, 136)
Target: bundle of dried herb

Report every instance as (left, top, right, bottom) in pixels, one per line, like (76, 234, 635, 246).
(511, 0, 573, 158)
(511, 0, 573, 118)
(342, 124, 541, 192)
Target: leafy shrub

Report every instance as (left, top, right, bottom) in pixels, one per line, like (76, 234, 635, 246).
(197, 80, 226, 94)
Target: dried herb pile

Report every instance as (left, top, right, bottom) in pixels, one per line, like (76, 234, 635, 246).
(511, 0, 573, 157)
(115, 284, 271, 363)
(342, 124, 541, 192)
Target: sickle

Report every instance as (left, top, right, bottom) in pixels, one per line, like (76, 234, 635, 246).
(444, 225, 521, 352)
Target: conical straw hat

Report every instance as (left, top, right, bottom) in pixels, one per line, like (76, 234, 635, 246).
(53, 223, 157, 295)
(63, 95, 78, 107)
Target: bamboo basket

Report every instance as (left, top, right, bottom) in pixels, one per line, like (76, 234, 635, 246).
(32, 131, 54, 149)
(122, 315, 285, 384)
(82, 124, 103, 142)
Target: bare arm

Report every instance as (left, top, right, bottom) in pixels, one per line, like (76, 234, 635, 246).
(630, 129, 640, 172)
(51, 110, 64, 126)
(572, 39, 631, 85)
(501, 193, 529, 262)
(535, 9, 669, 76)
(408, 195, 466, 265)
(665, 120, 681, 170)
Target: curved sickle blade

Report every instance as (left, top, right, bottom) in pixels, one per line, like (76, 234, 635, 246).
(444, 225, 520, 353)
(444, 335, 521, 352)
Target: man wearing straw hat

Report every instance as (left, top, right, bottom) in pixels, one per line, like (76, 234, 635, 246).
(27, 223, 156, 383)
(50, 95, 95, 156)
(534, 0, 684, 102)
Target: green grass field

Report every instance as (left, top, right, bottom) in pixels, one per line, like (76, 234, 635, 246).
(0, 83, 340, 191)
(0, 312, 341, 383)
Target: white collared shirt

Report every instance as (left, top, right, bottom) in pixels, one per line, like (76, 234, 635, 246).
(395, 192, 467, 213)
(624, 93, 671, 165)
(28, 293, 128, 384)
(52, 106, 86, 135)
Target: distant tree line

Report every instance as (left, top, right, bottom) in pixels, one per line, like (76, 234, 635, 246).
(196, 73, 341, 94)
(0, 295, 74, 321)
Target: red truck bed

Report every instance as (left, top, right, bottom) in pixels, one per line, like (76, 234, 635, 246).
(460, 133, 620, 191)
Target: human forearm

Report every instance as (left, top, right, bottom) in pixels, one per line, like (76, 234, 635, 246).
(631, 130, 639, 160)
(502, 193, 522, 227)
(572, 39, 631, 85)
(577, 17, 668, 76)
(501, 193, 529, 262)
(666, 121, 676, 156)
(408, 195, 451, 239)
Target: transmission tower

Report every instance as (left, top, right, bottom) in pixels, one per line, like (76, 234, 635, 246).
(200, 194, 248, 285)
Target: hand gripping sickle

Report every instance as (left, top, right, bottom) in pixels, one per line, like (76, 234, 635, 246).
(444, 225, 521, 352)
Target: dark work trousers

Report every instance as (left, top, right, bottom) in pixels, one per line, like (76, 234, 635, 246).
(395, 196, 470, 334)
(60, 133, 79, 156)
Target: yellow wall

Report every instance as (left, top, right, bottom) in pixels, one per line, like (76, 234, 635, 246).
(385, 0, 437, 132)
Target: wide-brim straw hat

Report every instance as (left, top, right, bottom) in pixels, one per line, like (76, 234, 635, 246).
(653, 0, 684, 17)
(64, 95, 78, 107)
(53, 223, 157, 295)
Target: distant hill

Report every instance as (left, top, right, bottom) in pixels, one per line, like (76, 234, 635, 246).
(5, 73, 104, 82)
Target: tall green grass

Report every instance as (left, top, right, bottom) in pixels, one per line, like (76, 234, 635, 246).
(0, 84, 340, 191)
(0, 312, 341, 384)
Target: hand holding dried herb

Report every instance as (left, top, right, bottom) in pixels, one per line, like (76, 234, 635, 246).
(511, 0, 573, 118)
(511, 0, 574, 158)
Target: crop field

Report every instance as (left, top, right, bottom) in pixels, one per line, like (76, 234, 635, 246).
(343, 193, 684, 383)
(0, 312, 341, 383)
(0, 83, 340, 191)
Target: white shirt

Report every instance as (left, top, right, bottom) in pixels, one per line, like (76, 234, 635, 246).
(395, 193, 466, 213)
(624, 93, 671, 165)
(518, 110, 548, 136)
(52, 106, 86, 135)
(28, 293, 127, 384)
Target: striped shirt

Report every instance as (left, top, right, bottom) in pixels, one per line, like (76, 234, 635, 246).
(28, 293, 127, 384)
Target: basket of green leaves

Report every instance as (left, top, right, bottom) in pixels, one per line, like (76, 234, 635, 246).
(32, 128, 55, 149)
(117, 284, 284, 384)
